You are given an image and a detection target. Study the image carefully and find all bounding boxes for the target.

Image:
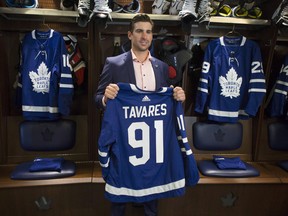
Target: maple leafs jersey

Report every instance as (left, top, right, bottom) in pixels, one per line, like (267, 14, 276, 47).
(17, 29, 74, 120)
(98, 83, 199, 203)
(195, 36, 266, 123)
(266, 55, 288, 117)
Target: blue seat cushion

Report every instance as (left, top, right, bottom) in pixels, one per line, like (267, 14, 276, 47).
(278, 161, 288, 172)
(193, 121, 242, 150)
(10, 160, 76, 180)
(268, 121, 288, 151)
(20, 119, 76, 151)
(198, 160, 260, 177)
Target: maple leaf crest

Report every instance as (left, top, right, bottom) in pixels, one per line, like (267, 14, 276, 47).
(219, 67, 242, 99)
(29, 62, 51, 94)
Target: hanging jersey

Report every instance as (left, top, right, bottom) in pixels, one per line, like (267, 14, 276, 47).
(98, 83, 199, 203)
(266, 55, 288, 117)
(17, 29, 74, 120)
(195, 36, 266, 123)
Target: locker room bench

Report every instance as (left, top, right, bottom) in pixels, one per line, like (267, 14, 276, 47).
(91, 161, 288, 216)
(0, 161, 287, 216)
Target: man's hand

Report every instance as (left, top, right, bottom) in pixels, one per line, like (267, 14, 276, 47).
(172, 86, 186, 102)
(103, 83, 119, 104)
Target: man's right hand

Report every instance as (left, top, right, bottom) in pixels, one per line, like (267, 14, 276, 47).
(103, 83, 119, 104)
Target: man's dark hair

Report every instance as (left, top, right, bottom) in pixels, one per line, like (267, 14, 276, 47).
(129, 13, 154, 32)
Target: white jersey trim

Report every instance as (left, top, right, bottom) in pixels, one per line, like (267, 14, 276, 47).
(105, 178, 185, 197)
(22, 105, 58, 113)
(209, 109, 239, 117)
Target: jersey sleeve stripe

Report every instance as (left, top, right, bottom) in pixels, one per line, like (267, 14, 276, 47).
(197, 87, 209, 93)
(98, 149, 108, 157)
(276, 80, 288, 86)
(100, 158, 110, 168)
(274, 89, 288, 95)
(59, 84, 74, 88)
(250, 79, 266, 83)
(248, 88, 266, 93)
(200, 78, 208, 83)
(61, 74, 72, 78)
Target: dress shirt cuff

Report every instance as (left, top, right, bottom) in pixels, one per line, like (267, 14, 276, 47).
(102, 95, 107, 107)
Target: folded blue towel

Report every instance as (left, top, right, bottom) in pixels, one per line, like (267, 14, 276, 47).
(29, 157, 64, 172)
(213, 155, 247, 170)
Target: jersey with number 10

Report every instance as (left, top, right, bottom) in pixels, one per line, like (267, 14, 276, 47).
(98, 83, 199, 203)
(17, 29, 74, 120)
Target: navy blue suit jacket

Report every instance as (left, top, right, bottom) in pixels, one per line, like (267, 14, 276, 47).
(95, 51, 170, 110)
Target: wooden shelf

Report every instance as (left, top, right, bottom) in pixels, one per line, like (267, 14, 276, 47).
(0, 7, 79, 23)
(208, 16, 271, 26)
(0, 7, 271, 27)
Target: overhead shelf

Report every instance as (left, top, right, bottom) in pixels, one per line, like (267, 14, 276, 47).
(0, 7, 79, 23)
(208, 16, 271, 26)
(0, 7, 271, 26)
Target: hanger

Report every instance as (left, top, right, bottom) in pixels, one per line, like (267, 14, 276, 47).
(37, 18, 51, 31)
(225, 24, 242, 38)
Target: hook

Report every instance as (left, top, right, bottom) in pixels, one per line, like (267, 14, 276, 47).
(99, 32, 105, 41)
(206, 20, 211, 30)
(231, 24, 236, 33)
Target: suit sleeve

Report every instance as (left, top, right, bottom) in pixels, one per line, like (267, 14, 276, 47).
(94, 58, 113, 110)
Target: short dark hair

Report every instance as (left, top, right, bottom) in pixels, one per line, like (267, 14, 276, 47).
(129, 13, 154, 32)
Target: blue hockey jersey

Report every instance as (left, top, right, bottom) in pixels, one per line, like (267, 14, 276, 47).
(98, 83, 199, 203)
(266, 55, 288, 117)
(17, 29, 74, 120)
(195, 36, 266, 123)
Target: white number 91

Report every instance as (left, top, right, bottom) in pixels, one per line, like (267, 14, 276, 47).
(128, 120, 164, 166)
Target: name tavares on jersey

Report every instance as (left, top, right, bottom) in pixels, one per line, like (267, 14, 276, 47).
(122, 104, 167, 119)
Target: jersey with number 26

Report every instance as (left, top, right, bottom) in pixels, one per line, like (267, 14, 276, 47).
(195, 36, 266, 122)
(98, 83, 199, 203)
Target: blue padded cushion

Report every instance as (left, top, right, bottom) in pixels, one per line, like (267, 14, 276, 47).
(198, 160, 260, 177)
(193, 121, 242, 150)
(10, 160, 76, 180)
(278, 161, 288, 172)
(268, 121, 288, 151)
(20, 119, 76, 151)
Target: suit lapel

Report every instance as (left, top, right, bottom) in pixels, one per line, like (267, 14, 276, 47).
(151, 58, 162, 90)
(124, 51, 137, 85)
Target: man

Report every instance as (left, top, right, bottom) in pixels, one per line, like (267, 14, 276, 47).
(95, 13, 186, 216)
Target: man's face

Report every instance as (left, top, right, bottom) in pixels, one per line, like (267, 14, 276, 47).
(128, 21, 153, 52)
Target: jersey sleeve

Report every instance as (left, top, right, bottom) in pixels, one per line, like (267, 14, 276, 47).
(57, 37, 74, 116)
(266, 56, 288, 117)
(175, 101, 199, 186)
(243, 44, 266, 117)
(194, 43, 212, 114)
(16, 40, 24, 108)
(98, 100, 116, 181)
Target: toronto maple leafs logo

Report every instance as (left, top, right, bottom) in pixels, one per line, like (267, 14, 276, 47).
(219, 67, 242, 99)
(29, 62, 51, 94)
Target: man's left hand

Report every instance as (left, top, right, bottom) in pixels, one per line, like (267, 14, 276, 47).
(172, 86, 186, 102)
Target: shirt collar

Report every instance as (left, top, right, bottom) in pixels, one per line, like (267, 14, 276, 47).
(131, 49, 152, 62)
